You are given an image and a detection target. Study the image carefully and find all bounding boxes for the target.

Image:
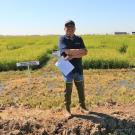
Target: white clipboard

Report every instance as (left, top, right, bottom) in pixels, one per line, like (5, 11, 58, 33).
(55, 56, 74, 76)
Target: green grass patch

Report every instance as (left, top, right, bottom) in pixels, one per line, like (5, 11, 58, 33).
(0, 35, 135, 71)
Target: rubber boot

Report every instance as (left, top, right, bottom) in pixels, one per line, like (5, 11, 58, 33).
(64, 82, 73, 118)
(74, 80, 90, 114)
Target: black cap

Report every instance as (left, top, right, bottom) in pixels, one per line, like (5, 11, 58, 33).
(65, 20, 75, 27)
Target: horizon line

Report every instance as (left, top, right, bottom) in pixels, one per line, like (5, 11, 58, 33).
(0, 32, 135, 36)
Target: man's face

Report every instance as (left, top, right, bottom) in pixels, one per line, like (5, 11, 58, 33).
(64, 25, 75, 36)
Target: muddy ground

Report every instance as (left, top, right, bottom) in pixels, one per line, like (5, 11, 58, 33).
(0, 68, 135, 134)
(0, 103, 135, 135)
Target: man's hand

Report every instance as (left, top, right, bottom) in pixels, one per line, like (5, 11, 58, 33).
(64, 56, 71, 60)
(64, 54, 73, 60)
(64, 49, 71, 55)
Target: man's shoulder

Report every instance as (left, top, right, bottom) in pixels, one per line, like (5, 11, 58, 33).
(59, 35, 66, 40)
(74, 35, 83, 40)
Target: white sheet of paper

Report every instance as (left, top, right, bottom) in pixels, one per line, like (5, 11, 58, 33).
(55, 57, 74, 76)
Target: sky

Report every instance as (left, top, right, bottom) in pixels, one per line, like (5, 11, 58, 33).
(0, 0, 135, 35)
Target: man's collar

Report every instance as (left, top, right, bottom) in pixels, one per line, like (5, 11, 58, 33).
(64, 34, 76, 40)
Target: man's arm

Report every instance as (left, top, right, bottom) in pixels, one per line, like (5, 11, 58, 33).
(72, 49, 87, 58)
(64, 49, 88, 59)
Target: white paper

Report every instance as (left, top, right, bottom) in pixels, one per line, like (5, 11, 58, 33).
(52, 51, 60, 57)
(55, 57, 74, 76)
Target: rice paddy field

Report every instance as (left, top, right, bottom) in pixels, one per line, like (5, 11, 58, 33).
(0, 35, 135, 71)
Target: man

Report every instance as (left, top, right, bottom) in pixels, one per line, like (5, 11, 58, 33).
(58, 20, 89, 118)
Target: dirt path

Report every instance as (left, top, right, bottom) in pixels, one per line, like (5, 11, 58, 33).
(0, 104, 135, 135)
